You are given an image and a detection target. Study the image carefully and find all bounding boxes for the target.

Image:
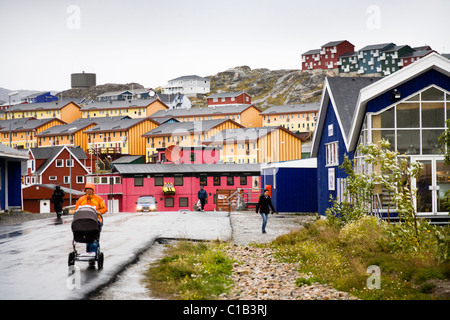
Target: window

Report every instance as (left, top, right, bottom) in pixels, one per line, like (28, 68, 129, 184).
(49, 176, 57, 181)
(213, 176, 221, 186)
(64, 176, 70, 184)
(240, 176, 247, 185)
(325, 141, 339, 166)
(66, 159, 74, 167)
(199, 175, 207, 186)
(56, 159, 64, 167)
(179, 197, 189, 207)
(174, 175, 183, 186)
(134, 176, 144, 187)
(165, 197, 174, 207)
(227, 176, 234, 186)
(154, 176, 163, 186)
(76, 176, 84, 184)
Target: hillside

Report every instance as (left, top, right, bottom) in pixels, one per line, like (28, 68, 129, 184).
(56, 82, 145, 101)
(192, 66, 334, 109)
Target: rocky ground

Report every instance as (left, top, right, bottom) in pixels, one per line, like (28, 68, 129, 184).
(222, 212, 357, 300)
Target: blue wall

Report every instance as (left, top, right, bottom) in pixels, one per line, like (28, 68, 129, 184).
(367, 69, 450, 114)
(262, 167, 317, 213)
(0, 158, 23, 210)
(316, 100, 354, 216)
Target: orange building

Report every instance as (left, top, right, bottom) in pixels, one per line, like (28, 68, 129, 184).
(84, 117, 159, 156)
(5, 100, 81, 123)
(80, 99, 168, 119)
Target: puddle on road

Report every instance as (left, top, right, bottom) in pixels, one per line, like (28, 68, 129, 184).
(90, 241, 170, 300)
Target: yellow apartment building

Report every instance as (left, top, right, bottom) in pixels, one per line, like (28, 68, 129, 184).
(80, 99, 168, 119)
(150, 104, 262, 127)
(0, 117, 66, 149)
(4, 100, 81, 124)
(203, 126, 303, 164)
(260, 103, 319, 132)
(84, 117, 159, 156)
(142, 119, 244, 162)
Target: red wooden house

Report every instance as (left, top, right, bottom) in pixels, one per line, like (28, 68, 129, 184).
(23, 146, 95, 196)
(22, 184, 84, 214)
(302, 40, 355, 71)
(207, 91, 252, 107)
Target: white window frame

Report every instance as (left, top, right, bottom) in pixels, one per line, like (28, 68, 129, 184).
(325, 141, 339, 167)
(66, 159, 74, 167)
(56, 159, 64, 167)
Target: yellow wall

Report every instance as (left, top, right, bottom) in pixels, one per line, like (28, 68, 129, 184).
(258, 128, 302, 163)
(262, 111, 318, 132)
(1, 119, 65, 149)
(144, 120, 243, 162)
(146, 100, 169, 117)
(61, 102, 81, 123)
(240, 106, 262, 127)
(37, 124, 96, 150)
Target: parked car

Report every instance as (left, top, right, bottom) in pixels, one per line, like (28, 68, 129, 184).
(136, 196, 157, 212)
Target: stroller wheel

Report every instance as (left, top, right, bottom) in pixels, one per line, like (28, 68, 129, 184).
(68, 252, 75, 266)
(97, 252, 104, 269)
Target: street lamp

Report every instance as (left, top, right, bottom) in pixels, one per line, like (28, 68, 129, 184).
(8, 91, 19, 148)
(68, 127, 77, 205)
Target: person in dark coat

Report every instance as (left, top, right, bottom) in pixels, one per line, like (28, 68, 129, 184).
(51, 185, 65, 219)
(197, 185, 207, 212)
(256, 189, 276, 234)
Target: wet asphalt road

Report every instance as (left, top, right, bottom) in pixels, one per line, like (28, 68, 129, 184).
(0, 211, 231, 300)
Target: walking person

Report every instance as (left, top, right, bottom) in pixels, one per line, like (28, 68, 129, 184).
(75, 183, 107, 257)
(256, 189, 276, 234)
(198, 185, 207, 212)
(51, 185, 65, 219)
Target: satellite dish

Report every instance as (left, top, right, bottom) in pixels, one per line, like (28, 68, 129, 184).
(165, 145, 181, 162)
(149, 90, 156, 97)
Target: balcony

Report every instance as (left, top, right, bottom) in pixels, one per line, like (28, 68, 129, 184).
(379, 53, 386, 61)
(330, 47, 337, 54)
(368, 58, 374, 66)
(358, 67, 365, 74)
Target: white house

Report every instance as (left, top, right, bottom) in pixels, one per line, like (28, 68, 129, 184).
(162, 75, 210, 97)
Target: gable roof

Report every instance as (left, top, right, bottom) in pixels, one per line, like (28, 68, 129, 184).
(311, 77, 381, 157)
(207, 91, 249, 99)
(142, 119, 243, 137)
(260, 103, 319, 115)
(29, 146, 89, 176)
(84, 117, 158, 133)
(348, 52, 450, 151)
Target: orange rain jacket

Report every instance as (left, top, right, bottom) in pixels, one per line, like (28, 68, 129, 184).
(75, 194, 107, 223)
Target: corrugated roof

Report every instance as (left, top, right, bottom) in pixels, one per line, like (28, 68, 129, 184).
(142, 119, 231, 136)
(113, 163, 261, 175)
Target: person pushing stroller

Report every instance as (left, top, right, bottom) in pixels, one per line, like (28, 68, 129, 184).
(75, 183, 107, 255)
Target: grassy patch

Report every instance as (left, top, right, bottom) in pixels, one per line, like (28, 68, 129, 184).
(144, 241, 234, 300)
(270, 217, 450, 300)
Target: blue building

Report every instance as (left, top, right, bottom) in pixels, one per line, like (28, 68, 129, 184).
(23, 91, 58, 103)
(312, 53, 450, 217)
(0, 144, 28, 212)
(261, 159, 317, 213)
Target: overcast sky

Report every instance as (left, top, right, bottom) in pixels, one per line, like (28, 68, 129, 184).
(0, 0, 449, 92)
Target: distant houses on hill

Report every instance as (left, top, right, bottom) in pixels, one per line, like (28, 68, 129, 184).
(301, 40, 444, 76)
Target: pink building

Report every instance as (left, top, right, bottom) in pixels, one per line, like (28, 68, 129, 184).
(91, 163, 261, 212)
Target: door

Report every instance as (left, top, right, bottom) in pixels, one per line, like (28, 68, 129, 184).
(411, 157, 450, 215)
(40, 200, 51, 213)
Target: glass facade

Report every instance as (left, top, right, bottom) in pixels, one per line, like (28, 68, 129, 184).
(356, 85, 450, 214)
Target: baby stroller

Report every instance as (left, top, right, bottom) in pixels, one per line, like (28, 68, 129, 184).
(68, 205, 104, 269)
